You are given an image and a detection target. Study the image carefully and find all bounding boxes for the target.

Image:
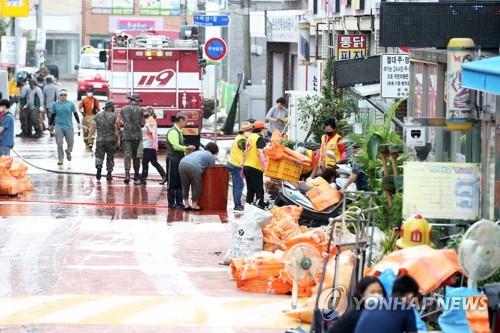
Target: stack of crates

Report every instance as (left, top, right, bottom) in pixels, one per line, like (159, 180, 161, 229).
(265, 159, 302, 183)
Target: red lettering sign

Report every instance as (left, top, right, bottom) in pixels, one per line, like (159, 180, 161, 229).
(137, 69, 175, 87)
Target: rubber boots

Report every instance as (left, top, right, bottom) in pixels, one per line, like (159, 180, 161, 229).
(96, 166, 102, 180)
(124, 171, 130, 184)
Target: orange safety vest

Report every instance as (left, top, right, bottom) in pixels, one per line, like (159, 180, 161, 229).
(319, 133, 343, 167)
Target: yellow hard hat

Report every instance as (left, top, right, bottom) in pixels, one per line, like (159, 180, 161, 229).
(396, 214, 432, 249)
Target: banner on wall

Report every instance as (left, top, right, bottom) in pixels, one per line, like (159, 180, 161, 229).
(403, 162, 480, 220)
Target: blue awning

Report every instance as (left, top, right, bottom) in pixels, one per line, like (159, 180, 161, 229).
(461, 56, 500, 94)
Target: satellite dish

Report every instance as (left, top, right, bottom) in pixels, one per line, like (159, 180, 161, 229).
(283, 243, 321, 309)
(458, 219, 500, 289)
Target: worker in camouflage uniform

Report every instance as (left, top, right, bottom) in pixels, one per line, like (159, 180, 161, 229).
(89, 101, 120, 181)
(117, 94, 144, 184)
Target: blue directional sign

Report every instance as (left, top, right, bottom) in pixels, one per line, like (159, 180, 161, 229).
(194, 15, 230, 27)
(204, 37, 227, 61)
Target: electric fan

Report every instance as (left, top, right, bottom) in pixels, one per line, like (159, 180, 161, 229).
(458, 219, 500, 289)
(283, 243, 322, 309)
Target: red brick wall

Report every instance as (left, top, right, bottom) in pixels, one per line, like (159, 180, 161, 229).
(82, 0, 182, 45)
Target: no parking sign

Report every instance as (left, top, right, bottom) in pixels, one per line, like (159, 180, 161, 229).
(204, 37, 227, 62)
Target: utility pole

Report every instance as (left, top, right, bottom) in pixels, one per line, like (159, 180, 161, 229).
(182, 0, 188, 26)
(34, 0, 44, 68)
(242, 0, 251, 85)
(12, 18, 21, 74)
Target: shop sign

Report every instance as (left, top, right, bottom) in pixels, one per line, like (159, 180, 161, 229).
(403, 162, 480, 220)
(0, 0, 29, 17)
(108, 17, 163, 32)
(0, 36, 26, 67)
(380, 54, 409, 98)
(336, 34, 366, 61)
(267, 13, 299, 43)
(446, 40, 475, 130)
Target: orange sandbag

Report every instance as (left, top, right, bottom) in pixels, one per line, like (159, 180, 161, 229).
(18, 175, 34, 193)
(263, 206, 304, 252)
(9, 159, 28, 179)
(0, 166, 21, 195)
(230, 251, 285, 281)
(466, 295, 491, 333)
(367, 245, 462, 294)
(236, 275, 291, 294)
(0, 156, 13, 169)
(286, 250, 356, 323)
(230, 251, 295, 295)
(285, 229, 327, 253)
(270, 129, 283, 144)
(265, 143, 312, 168)
(306, 184, 342, 211)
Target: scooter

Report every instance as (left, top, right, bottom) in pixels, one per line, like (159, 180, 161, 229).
(274, 181, 345, 227)
(274, 152, 356, 227)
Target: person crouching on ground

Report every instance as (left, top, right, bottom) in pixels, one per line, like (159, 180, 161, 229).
(49, 89, 81, 166)
(226, 122, 251, 211)
(179, 142, 219, 211)
(137, 106, 166, 185)
(89, 101, 120, 181)
(243, 120, 267, 209)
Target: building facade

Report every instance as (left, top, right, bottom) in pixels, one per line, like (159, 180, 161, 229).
(82, 0, 186, 48)
(19, 1, 82, 77)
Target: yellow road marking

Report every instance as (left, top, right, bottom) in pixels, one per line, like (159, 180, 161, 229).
(81, 297, 168, 324)
(2, 295, 96, 325)
(0, 295, 303, 328)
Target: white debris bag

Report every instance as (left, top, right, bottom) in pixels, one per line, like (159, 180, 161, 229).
(223, 204, 272, 264)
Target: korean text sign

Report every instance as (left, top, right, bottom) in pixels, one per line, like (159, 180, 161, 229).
(403, 162, 480, 220)
(381, 54, 410, 98)
(337, 34, 366, 61)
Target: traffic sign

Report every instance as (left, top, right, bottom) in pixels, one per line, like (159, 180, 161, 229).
(194, 15, 230, 27)
(204, 38, 227, 62)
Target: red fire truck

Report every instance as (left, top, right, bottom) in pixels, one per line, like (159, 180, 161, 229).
(101, 29, 204, 146)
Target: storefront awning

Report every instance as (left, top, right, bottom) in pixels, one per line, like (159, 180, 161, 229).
(462, 56, 500, 94)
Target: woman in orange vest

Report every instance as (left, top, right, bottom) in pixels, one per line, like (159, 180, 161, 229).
(317, 118, 347, 174)
(243, 120, 267, 209)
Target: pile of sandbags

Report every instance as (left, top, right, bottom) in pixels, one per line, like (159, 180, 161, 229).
(263, 206, 305, 252)
(230, 251, 292, 294)
(0, 157, 33, 195)
(285, 250, 356, 323)
(230, 248, 320, 297)
(264, 142, 313, 170)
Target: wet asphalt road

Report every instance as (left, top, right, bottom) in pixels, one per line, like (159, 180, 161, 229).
(0, 98, 300, 332)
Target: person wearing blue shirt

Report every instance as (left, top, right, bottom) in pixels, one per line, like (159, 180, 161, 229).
(0, 99, 14, 156)
(49, 89, 81, 166)
(178, 142, 219, 211)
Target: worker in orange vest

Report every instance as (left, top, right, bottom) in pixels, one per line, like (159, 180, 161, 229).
(317, 118, 348, 174)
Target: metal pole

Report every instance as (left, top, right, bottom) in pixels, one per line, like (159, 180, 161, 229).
(35, 0, 43, 69)
(13, 18, 20, 74)
(214, 63, 219, 143)
(242, 0, 251, 85)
